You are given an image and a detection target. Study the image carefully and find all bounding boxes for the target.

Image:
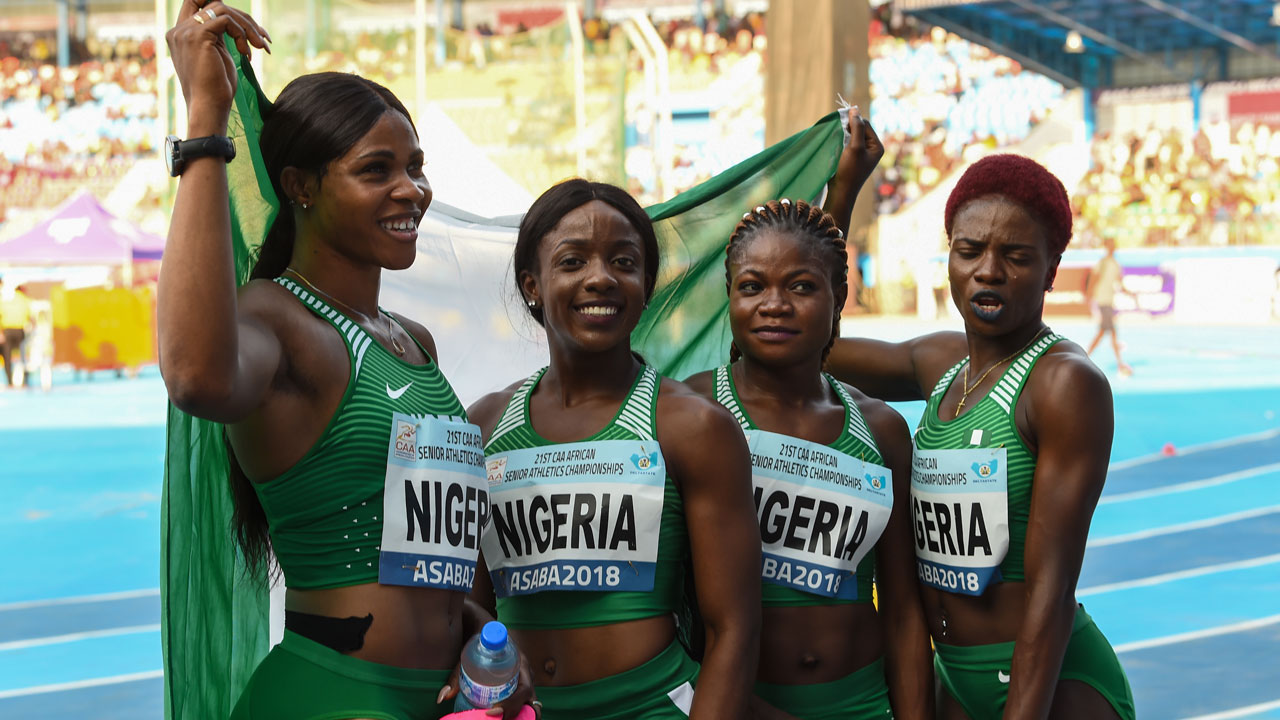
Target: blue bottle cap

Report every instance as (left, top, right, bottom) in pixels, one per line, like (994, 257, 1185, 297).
(480, 621, 507, 650)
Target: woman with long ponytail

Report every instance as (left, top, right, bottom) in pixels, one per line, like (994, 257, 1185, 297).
(159, 2, 535, 717)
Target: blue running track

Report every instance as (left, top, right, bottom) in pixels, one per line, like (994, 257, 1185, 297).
(1, 321, 1278, 719)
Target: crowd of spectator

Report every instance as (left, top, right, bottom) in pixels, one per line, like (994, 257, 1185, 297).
(0, 34, 158, 216)
(623, 11, 767, 204)
(868, 10, 1064, 214)
(1074, 122, 1280, 247)
(3, 11, 1278, 251)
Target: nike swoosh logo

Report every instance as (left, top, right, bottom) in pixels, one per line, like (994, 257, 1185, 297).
(998, 671, 1011, 684)
(386, 382, 412, 400)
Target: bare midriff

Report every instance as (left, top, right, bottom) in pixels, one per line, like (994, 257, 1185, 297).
(512, 615, 676, 686)
(757, 603, 884, 684)
(924, 581, 1029, 646)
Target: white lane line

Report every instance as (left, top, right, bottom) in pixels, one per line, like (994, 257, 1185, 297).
(1100, 462, 1280, 505)
(0, 670, 163, 700)
(1078, 553, 1280, 597)
(0, 588, 159, 612)
(0, 624, 160, 652)
(1114, 613, 1280, 654)
(1180, 698, 1280, 720)
(1088, 505, 1280, 548)
(1108, 427, 1280, 472)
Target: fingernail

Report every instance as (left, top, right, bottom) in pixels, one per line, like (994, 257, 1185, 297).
(436, 686, 449, 704)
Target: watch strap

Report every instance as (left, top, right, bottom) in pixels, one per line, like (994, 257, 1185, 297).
(178, 135, 236, 164)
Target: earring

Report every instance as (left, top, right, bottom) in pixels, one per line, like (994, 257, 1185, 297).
(301, 201, 310, 210)
(527, 300, 539, 309)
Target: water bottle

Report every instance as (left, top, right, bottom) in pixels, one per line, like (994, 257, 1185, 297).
(454, 621, 519, 710)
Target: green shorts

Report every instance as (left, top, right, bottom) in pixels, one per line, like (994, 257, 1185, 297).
(755, 657, 893, 719)
(534, 641, 699, 719)
(230, 630, 452, 720)
(934, 607, 1135, 720)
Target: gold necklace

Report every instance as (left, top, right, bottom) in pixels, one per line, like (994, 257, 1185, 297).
(284, 266, 406, 356)
(954, 327, 1049, 418)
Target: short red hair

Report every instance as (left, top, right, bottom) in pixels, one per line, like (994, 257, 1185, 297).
(944, 154, 1072, 257)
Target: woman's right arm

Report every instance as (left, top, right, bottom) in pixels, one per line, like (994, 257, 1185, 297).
(825, 332, 964, 402)
(158, 1, 273, 421)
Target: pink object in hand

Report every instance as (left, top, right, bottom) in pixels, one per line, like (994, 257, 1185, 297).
(439, 708, 537, 720)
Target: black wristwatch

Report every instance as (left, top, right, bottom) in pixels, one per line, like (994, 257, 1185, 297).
(165, 134, 236, 176)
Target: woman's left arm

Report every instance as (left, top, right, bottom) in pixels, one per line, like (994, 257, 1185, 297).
(661, 391, 761, 720)
(822, 109, 883, 237)
(1004, 353, 1113, 719)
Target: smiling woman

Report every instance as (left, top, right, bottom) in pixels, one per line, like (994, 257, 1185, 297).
(466, 179, 762, 720)
(825, 154, 1136, 720)
(157, 1, 535, 718)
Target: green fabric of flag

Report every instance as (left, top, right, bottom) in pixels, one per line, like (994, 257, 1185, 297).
(160, 45, 843, 719)
(161, 46, 275, 720)
(633, 114, 844, 379)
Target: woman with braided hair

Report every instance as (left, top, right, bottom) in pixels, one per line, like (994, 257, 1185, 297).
(683, 195, 932, 720)
(826, 152, 1136, 719)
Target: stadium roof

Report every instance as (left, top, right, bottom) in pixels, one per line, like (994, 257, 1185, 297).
(898, 0, 1280, 89)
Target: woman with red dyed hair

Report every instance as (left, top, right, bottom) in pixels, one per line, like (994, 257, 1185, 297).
(826, 153, 1136, 719)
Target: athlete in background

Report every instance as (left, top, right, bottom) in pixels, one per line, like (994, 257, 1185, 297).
(1085, 237, 1133, 376)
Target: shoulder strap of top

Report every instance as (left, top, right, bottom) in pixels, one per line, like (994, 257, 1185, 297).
(988, 332, 1065, 415)
(487, 368, 546, 445)
(714, 365, 751, 432)
(274, 276, 376, 376)
(824, 373, 879, 454)
(929, 360, 966, 400)
(614, 365, 660, 441)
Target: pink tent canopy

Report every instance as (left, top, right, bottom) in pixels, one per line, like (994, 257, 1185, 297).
(0, 192, 166, 265)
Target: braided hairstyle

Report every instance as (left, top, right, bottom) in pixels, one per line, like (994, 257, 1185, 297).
(724, 198, 847, 363)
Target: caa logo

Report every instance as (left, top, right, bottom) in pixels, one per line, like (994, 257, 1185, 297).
(631, 450, 660, 472)
(971, 458, 999, 481)
(394, 420, 417, 461)
(865, 473, 886, 491)
(486, 457, 507, 486)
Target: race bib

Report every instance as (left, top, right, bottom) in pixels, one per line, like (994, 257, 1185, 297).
(379, 414, 488, 590)
(482, 440, 666, 598)
(910, 447, 1009, 596)
(748, 430, 893, 599)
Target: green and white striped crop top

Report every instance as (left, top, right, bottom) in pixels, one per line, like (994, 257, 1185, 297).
(251, 277, 469, 590)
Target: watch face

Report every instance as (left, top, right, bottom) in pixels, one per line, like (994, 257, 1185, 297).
(165, 135, 180, 176)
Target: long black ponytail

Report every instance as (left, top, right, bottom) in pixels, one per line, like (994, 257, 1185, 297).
(230, 72, 416, 575)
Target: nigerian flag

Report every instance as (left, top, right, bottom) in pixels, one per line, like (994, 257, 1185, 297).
(160, 48, 844, 719)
